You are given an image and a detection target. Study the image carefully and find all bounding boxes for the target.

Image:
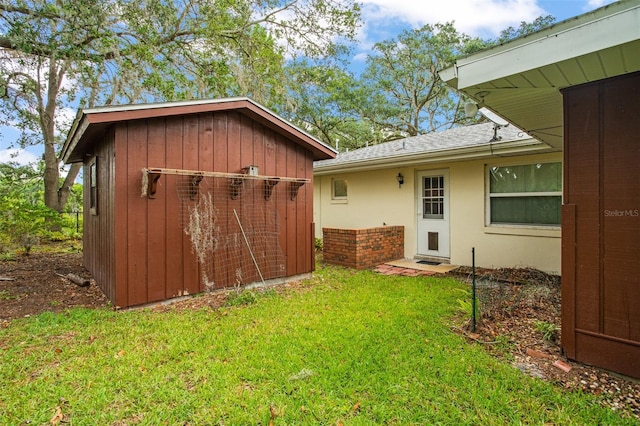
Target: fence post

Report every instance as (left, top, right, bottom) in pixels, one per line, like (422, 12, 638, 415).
(472, 247, 477, 332)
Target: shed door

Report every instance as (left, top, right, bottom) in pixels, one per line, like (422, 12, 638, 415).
(417, 170, 450, 258)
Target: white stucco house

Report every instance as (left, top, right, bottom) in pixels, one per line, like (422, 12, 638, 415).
(313, 121, 562, 274)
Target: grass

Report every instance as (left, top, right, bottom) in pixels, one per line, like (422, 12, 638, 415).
(0, 266, 633, 425)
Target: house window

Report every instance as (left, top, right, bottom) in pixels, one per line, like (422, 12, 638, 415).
(488, 162, 561, 226)
(332, 178, 347, 200)
(88, 157, 98, 215)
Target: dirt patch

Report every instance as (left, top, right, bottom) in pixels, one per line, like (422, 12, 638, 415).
(451, 266, 640, 420)
(0, 250, 109, 326)
(1, 251, 638, 419)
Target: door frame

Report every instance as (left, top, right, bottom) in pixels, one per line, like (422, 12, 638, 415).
(416, 169, 451, 260)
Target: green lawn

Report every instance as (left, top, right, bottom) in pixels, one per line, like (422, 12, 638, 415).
(0, 266, 632, 425)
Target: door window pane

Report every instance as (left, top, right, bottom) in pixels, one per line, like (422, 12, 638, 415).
(423, 176, 444, 219)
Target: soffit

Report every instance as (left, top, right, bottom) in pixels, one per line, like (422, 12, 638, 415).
(441, 1, 640, 150)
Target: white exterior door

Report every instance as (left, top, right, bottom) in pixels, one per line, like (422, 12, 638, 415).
(417, 170, 450, 258)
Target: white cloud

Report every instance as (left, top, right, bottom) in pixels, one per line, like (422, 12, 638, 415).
(0, 148, 39, 165)
(359, 0, 546, 38)
(586, 0, 616, 10)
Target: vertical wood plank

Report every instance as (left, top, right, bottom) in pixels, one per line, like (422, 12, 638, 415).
(305, 150, 315, 272)
(164, 116, 185, 298)
(264, 129, 277, 177)
(561, 203, 577, 359)
(563, 84, 601, 333)
(114, 125, 129, 307)
(197, 112, 215, 291)
(275, 134, 290, 276)
(238, 115, 260, 284)
(227, 112, 243, 286)
(253, 123, 271, 280)
(263, 128, 284, 280)
(126, 120, 149, 306)
(295, 145, 308, 274)
(285, 140, 297, 276)
(147, 117, 167, 302)
(106, 133, 116, 304)
(182, 114, 200, 295)
(213, 112, 229, 289)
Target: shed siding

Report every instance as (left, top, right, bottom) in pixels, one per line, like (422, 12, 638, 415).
(562, 72, 640, 378)
(83, 129, 116, 303)
(146, 120, 167, 302)
(95, 110, 314, 307)
(165, 118, 187, 299)
(182, 115, 201, 295)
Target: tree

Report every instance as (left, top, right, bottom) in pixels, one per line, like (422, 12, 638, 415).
(496, 15, 555, 43)
(357, 23, 484, 140)
(351, 17, 557, 142)
(0, 0, 361, 212)
(282, 60, 380, 151)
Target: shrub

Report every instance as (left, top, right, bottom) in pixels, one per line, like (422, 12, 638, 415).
(0, 162, 74, 253)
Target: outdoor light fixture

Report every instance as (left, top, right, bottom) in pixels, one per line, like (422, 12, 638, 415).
(396, 172, 404, 188)
(464, 102, 478, 118)
(465, 91, 490, 118)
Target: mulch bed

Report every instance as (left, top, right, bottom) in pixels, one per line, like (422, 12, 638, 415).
(1, 252, 639, 419)
(450, 266, 639, 420)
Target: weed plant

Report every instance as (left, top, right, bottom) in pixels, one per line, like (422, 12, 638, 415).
(535, 320, 561, 342)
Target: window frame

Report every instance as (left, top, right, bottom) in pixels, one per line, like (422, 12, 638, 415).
(485, 161, 562, 228)
(88, 156, 98, 216)
(331, 178, 348, 202)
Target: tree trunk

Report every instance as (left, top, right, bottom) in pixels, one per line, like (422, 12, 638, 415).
(43, 138, 62, 212)
(41, 57, 78, 213)
(42, 135, 82, 213)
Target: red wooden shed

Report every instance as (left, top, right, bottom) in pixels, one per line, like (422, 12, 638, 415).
(61, 98, 336, 308)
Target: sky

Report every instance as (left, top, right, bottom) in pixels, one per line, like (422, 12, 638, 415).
(0, 0, 617, 165)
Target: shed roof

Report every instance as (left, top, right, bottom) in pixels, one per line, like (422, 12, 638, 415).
(314, 122, 552, 175)
(62, 97, 337, 163)
(439, 0, 640, 150)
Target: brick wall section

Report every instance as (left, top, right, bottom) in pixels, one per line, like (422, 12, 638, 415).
(322, 226, 404, 269)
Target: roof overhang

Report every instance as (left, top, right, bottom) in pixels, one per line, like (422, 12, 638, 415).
(314, 137, 552, 175)
(61, 97, 337, 163)
(440, 0, 640, 150)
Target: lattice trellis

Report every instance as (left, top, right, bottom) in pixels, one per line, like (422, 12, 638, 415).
(142, 168, 308, 290)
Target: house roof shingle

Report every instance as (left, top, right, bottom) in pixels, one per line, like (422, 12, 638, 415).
(314, 122, 553, 174)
